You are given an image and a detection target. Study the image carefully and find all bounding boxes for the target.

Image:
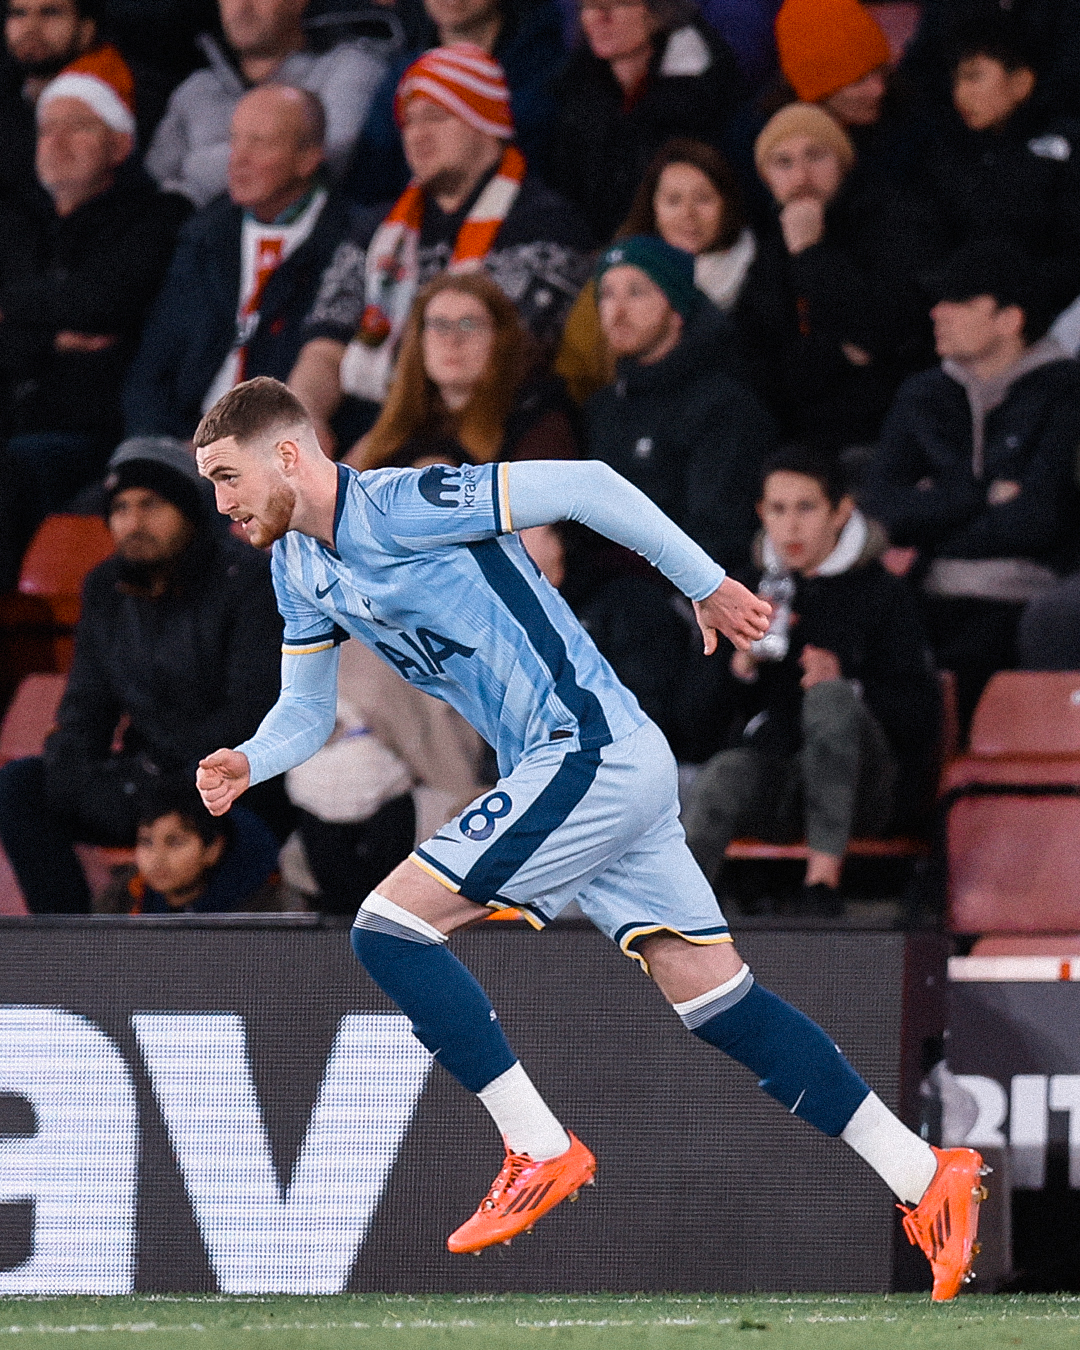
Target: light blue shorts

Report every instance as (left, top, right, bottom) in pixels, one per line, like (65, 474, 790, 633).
(410, 720, 731, 968)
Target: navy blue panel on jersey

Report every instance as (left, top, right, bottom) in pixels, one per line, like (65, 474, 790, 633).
(468, 539, 612, 749)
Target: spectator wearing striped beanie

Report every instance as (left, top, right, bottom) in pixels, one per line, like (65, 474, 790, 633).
(288, 43, 590, 456)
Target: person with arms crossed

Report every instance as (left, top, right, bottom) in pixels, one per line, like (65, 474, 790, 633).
(193, 375, 985, 1300)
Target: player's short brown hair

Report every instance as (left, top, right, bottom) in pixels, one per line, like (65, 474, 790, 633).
(193, 376, 310, 450)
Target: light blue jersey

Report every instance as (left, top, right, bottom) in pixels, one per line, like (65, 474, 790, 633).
(271, 461, 649, 777)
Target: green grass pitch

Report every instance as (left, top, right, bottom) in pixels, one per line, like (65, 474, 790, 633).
(0, 1294, 1077, 1348)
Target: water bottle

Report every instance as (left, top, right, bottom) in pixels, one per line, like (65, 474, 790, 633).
(751, 572, 795, 662)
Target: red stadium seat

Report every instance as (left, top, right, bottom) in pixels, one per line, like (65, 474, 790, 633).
(18, 513, 114, 627)
(0, 672, 66, 764)
(943, 672, 1080, 934)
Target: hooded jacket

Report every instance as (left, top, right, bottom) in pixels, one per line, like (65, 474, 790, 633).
(123, 187, 353, 438)
(861, 340, 1080, 596)
(144, 33, 388, 208)
(726, 512, 941, 819)
(585, 300, 775, 572)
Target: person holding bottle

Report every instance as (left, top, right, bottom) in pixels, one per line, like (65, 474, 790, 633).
(682, 444, 940, 914)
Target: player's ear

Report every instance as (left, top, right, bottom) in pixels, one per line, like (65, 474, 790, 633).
(277, 438, 301, 474)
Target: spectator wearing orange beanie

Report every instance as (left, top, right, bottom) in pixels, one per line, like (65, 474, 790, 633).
(774, 0, 891, 128)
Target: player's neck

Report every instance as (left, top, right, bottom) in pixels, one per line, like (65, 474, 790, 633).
(288, 453, 341, 546)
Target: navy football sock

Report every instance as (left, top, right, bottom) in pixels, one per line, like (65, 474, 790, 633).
(682, 967, 870, 1136)
(351, 915, 516, 1094)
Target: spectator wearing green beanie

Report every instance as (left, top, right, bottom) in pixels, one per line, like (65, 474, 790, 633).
(595, 235, 701, 320)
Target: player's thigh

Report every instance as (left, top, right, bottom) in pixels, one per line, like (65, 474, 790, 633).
(377, 857, 490, 935)
(576, 803, 735, 980)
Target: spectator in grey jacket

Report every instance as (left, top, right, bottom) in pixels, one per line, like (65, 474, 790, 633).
(144, 0, 387, 208)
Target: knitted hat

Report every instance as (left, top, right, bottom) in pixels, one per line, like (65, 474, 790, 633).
(394, 44, 514, 139)
(775, 0, 890, 104)
(104, 437, 207, 524)
(37, 43, 136, 136)
(595, 236, 700, 319)
(754, 102, 856, 175)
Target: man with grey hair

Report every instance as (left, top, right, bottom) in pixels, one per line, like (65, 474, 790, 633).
(125, 84, 352, 440)
(145, 0, 388, 209)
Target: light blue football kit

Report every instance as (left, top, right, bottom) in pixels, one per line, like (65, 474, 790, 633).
(239, 458, 732, 960)
(233, 455, 883, 1160)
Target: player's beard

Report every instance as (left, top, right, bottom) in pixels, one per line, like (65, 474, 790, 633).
(245, 482, 296, 548)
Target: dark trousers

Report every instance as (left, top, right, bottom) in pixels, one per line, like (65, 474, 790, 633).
(297, 792, 416, 916)
(683, 680, 897, 887)
(924, 596, 1023, 736)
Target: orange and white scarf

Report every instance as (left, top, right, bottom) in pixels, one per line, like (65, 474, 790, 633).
(339, 144, 526, 403)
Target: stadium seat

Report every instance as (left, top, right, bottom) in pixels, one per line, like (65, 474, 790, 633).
(943, 672, 1080, 934)
(17, 513, 114, 627)
(0, 672, 67, 765)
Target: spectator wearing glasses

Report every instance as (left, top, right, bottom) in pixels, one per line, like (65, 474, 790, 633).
(543, 0, 743, 245)
(349, 270, 578, 469)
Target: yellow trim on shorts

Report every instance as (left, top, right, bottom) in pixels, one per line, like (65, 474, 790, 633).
(282, 639, 336, 655)
(487, 898, 545, 930)
(618, 925, 734, 975)
(498, 461, 513, 532)
(408, 851, 461, 893)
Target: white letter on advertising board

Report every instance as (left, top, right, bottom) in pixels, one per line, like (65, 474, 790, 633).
(0, 1007, 137, 1293)
(1048, 1075, 1080, 1188)
(1010, 1075, 1049, 1190)
(133, 1012, 432, 1293)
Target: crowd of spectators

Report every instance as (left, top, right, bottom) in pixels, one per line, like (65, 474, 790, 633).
(3, 0, 1080, 915)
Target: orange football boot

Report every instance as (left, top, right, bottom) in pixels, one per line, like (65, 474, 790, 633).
(446, 1132, 596, 1254)
(899, 1145, 990, 1300)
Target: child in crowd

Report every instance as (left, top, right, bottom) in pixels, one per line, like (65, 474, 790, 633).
(99, 782, 281, 914)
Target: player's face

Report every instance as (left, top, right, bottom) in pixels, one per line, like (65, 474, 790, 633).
(196, 436, 297, 548)
(135, 813, 224, 906)
(758, 471, 853, 576)
(108, 487, 194, 565)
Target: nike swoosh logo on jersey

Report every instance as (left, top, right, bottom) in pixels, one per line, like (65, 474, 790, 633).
(315, 579, 340, 600)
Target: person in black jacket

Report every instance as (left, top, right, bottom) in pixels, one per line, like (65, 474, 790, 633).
(904, 16, 1080, 311)
(735, 102, 932, 452)
(544, 1, 743, 245)
(587, 234, 774, 573)
(123, 83, 351, 440)
(0, 438, 285, 914)
(0, 69, 188, 587)
(683, 446, 940, 912)
(860, 241, 1080, 731)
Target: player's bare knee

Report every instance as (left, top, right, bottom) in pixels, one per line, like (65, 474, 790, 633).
(639, 932, 746, 1005)
(375, 858, 489, 935)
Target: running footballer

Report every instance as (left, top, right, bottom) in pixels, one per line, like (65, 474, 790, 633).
(194, 377, 986, 1299)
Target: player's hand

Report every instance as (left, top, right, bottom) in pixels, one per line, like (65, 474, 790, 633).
(196, 748, 250, 816)
(799, 644, 842, 689)
(694, 576, 772, 655)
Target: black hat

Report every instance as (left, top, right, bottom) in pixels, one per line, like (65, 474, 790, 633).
(922, 240, 1055, 335)
(103, 437, 209, 524)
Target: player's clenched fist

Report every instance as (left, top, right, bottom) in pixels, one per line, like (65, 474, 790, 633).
(196, 748, 251, 816)
(693, 576, 772, 655)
